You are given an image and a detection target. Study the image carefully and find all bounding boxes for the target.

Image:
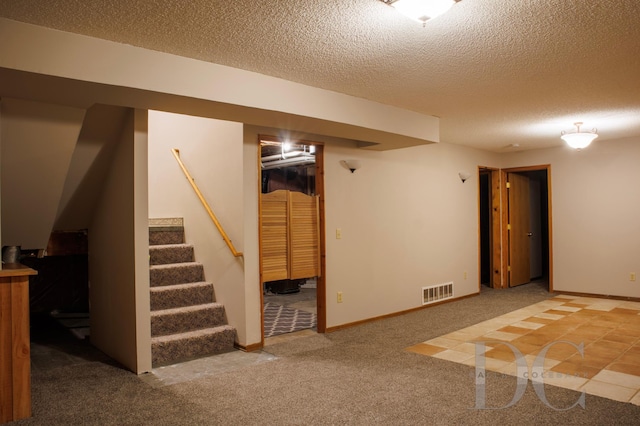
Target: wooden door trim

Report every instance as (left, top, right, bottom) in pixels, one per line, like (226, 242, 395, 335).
(257, 140, 265, 342)
(492, 169, 503, 288)
(499, 169, 509, 288)
(315, 146, 326, 333)
(477, 167, 502, 290)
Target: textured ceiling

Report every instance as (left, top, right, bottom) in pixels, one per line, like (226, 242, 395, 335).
(1, 0, 639, 151)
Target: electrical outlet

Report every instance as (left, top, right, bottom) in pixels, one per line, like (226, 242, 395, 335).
(463, 271, 468, 280)
(337, 292, 343, 303)
(336, 228, 342, 239)
(631, 272, 637, 282)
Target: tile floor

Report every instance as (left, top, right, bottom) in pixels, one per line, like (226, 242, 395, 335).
(406, 294, 640, 405)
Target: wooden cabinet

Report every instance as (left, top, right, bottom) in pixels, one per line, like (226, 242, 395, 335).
(0, 264, 36, 423)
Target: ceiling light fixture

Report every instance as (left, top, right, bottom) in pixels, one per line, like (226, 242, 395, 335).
(561, 122, 598, 150)
(381, 0, 460, 25)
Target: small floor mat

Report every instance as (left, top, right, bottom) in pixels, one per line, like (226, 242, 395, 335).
(264, 302, 317, 338)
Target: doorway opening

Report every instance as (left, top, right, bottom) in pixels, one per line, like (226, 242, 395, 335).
(258, 136, 326, 341)
(479, 170, 492, 287)
(479, 165, 552, 292)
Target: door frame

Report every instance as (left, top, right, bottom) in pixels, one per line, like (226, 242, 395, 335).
(257, 135, 326, 343)
(479, 165, 553, 291)
(478, 167, 501, 289)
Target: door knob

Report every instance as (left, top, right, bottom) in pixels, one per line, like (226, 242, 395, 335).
(527, 232, 533, 237)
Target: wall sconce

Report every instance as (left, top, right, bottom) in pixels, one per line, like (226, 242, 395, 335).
(340, 160, 361, 173)
(458, 171, 471, 183)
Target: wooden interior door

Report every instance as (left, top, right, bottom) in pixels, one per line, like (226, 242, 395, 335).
(508, 173, 531, 287)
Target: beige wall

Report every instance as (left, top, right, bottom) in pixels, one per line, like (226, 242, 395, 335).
(502, 137, 640, 298)
(147, 111, 248, 344)
(0, 98, 84, 248)
(323, 142, 499, 327)
(89, 109, 150, 373)
(54, 105, 130, 230)
(242, 127, 262, 345)
(133, 110, 151, 372)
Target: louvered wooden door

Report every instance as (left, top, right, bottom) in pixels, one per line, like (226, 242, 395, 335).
(289, 191, 320, 279)
(261, 190, 289, 282)
(260, 190, 320, 283)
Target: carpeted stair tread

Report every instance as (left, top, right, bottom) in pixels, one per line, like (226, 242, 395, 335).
(151, 302, 224, 316)
(151, 325, 236, 367)
(150, 262, 204, 287)
(151, 303, 226, 336)
(149, 244, 195, 265)
(150, 281, 214, 311)
(151, 324, 235, 343)
(149, 229, 184, 246)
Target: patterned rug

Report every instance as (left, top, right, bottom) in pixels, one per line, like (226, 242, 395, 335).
(264, 302, 317, 338)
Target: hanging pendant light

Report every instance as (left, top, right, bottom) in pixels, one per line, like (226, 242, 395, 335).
(561, 122, 598, 149)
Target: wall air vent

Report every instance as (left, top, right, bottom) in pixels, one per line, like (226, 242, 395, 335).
(422, 282, 454, 305)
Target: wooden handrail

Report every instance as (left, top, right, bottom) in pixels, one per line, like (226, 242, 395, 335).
(171, 148, 243, 258)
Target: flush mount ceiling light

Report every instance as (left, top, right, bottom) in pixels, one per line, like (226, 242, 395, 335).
(561, 122, 598, 150)
(380, 0, 460, 25)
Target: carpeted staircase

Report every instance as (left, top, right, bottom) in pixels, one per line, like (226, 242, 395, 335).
(149, 219, 236, 367)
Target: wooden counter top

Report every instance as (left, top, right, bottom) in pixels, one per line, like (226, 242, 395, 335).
(0, 263, 37, 278)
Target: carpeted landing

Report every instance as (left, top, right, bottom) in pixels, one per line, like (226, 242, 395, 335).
(263, 302, 317, 338)
(407, 294, 640, 405)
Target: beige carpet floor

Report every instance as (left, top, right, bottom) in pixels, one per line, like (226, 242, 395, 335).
(17, 283, 640, 425)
